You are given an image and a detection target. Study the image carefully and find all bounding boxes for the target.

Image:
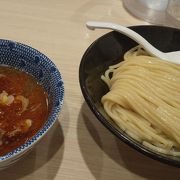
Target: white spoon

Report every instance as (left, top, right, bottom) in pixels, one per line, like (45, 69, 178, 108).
(86, 21, 180, 65)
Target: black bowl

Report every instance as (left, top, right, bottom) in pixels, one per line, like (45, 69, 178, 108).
(79, 25, 180, 167)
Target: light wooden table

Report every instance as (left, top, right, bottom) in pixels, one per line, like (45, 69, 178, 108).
(0, 0, 180, 179)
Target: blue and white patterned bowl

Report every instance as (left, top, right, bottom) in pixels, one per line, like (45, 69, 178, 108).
(0, 39, 64, 169)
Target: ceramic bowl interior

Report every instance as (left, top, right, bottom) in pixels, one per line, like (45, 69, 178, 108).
(79, 25, 180, 167)
(0, 40, 64, 164)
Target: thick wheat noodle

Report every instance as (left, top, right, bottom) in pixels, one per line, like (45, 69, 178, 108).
(104, 101, 175, 149)
(104, 88, 180, 143)
(114, 105, 177, 148)
(113, 79, 180, 110)
(112, 67, 180, 90)
(101, 46, 180, 156)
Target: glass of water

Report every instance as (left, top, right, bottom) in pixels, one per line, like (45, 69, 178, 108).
(166, 0, 180, 27)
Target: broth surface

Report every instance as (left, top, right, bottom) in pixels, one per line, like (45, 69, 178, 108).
(0, 66, 49, 156)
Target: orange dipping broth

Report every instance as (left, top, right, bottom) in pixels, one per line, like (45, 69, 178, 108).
(0, 66, 49, 155)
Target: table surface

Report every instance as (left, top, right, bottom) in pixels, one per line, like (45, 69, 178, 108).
(1, 0, 180, 179)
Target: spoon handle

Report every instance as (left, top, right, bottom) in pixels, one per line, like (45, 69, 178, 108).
(86, 21, 166, 60)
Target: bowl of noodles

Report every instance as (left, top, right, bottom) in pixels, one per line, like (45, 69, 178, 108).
(79, 25, 180, 167)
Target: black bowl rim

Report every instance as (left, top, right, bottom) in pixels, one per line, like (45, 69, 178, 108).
(79, 25, 180, 168)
